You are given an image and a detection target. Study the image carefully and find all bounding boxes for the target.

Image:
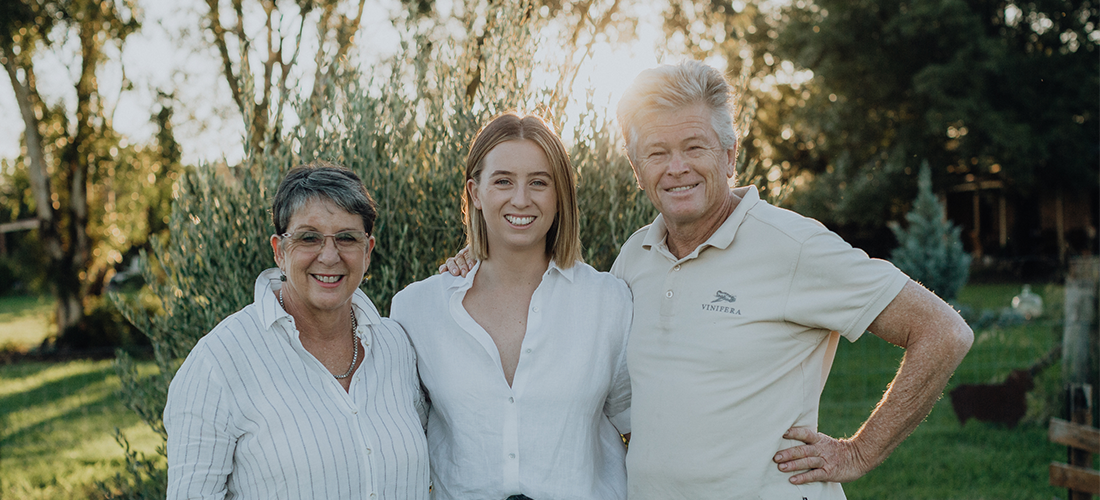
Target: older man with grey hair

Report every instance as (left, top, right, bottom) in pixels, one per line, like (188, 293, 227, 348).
(610, 61, 973, 498)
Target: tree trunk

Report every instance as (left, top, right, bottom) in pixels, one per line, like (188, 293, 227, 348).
(1, 47, 83, 334)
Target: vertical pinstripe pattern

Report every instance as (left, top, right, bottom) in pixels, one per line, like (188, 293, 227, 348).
(165, 268, 429, 500)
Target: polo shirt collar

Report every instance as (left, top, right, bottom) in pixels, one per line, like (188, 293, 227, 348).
(255, 267, 381, 332)
(640, 185, 762, 258)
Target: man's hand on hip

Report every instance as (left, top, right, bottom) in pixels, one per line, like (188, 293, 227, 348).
(773, 426, 872, 485)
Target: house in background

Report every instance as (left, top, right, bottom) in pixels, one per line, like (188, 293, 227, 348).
(946, 176, 1098, 279)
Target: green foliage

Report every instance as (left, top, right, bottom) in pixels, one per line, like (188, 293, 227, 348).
(570, 112, 656, 270)
(658, 1, 811, 202)
(889, 162, 970, 301)
(0, 162, 49, 296)
(1, 0, 181, 340)
(92, 429, 168, 500)
(778, 0, 1099, 226)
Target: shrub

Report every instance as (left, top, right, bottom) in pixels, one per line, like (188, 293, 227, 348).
(890, 161, 971, 301)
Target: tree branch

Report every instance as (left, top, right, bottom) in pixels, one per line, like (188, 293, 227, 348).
(309, 0, 366, 105)
(1, 48, 56, 240)
(204, 0, 243, 112)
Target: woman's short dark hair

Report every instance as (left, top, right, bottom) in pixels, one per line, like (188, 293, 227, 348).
(271, 160, 377, 235)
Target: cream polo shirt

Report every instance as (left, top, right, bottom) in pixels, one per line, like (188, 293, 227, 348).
(391, 260, 632, 500)
(165, 268, 430, 500)
(611, 186, 907, 500)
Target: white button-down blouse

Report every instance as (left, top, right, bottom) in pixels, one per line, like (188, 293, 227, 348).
(391, 260, 632, 500)
(165, 268, 430, 500)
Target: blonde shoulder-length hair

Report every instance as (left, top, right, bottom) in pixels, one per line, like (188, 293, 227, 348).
(463, 113, 582, 268)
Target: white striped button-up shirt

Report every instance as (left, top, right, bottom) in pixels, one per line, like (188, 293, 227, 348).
(165, 268, 429, 500)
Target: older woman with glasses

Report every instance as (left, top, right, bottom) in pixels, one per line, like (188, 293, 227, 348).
(165, 161, 429, 499)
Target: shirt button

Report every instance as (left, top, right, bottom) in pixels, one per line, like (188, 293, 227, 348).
(370, 494, 376, 499)
(525, 348, 532, 354)
(532, 306, 540, 313)
(666, 290, 673, 298)
(508, 397, 514, 403)
(508, 453, 516, 459)
(674, 264, 681, 271)
(366, 448, 372, 455)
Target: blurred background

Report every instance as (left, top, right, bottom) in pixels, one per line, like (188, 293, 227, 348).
(0, 0, 1096, 498)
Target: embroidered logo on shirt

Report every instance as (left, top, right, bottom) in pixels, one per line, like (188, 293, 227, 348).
(702, 290, 741, 315)
(710, 290, 736, 303)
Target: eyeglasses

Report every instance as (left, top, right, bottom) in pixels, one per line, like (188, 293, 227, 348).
(280, 230, 369, 252)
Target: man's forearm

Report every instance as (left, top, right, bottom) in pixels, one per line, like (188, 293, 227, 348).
(848, 324, 972, 471)
(774, 280, 974, 484)
(849, 281, 973, 471)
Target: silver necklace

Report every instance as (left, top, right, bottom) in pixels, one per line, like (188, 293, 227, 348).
(280, 287, 360, 379)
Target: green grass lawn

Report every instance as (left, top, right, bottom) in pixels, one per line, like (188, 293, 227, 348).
(1, 295, 161, 499)
(823, 283, 1070, 499)
(0, 295, 55, 350)
(0, 359, 162, 500)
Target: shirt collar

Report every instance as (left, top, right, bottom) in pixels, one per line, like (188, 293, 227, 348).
(640, 185, 761, 258)
(445, 257, 575, 293)
(255, 267, 381, 332)
(549, 258, 576, 282)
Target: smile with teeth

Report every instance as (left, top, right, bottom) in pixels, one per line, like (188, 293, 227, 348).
(312, 274, 343, 283)
(505, 215, 536, 226)
(667, 183, 699, 193)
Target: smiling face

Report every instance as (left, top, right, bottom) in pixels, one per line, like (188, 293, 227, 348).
(270, 197, 375, 318)
(468, 139, 558, 259)
(632, 102, 738, 236)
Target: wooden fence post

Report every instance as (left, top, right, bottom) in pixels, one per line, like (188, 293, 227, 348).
(1063, 257, 1099, 387)
(1062, 257, 1099, 500)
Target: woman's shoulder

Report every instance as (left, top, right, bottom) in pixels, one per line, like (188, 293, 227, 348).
(567, 261, 631, 296)
(194, 304, 262, 347)
(392, 273, 459, 310)
(172, 304, 263, 385)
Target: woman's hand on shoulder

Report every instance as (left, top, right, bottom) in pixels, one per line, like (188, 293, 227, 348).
(438, 246, 474, 277)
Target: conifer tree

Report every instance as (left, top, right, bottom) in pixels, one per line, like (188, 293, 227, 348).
(890, 161, 970, 301)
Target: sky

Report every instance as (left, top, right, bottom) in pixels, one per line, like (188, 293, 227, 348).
(0, 0, 671, 167)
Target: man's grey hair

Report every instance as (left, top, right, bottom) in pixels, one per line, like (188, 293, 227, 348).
(271, 160, 377, 236)
(616, 60, 739, 164)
